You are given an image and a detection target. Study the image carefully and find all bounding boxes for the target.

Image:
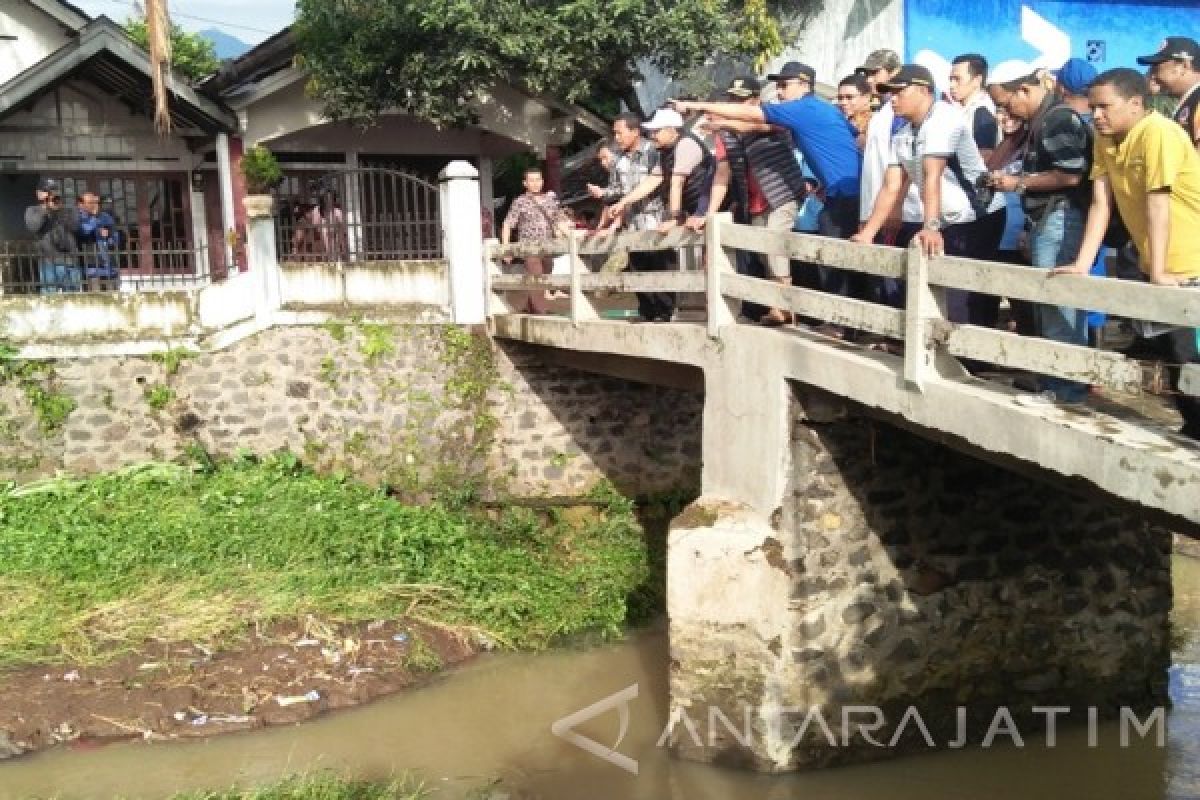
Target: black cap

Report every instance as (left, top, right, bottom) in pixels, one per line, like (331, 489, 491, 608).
(766, 61, 816, 85)
(878, 64, 936, 92)
(1137, 36, 1200, 65)
(724, 75, 763, 98)
(37, 177, 60, 194)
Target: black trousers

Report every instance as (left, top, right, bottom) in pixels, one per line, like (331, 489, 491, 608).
(629, 249, 677, 321)
(1144, 326, 1200, 438)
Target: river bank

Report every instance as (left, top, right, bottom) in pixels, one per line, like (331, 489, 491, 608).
(0, 454, 664, 761)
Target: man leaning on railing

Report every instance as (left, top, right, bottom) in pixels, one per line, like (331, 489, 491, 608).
(1054, 68, 1200, 441)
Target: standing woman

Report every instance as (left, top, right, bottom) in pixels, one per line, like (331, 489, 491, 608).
(501, 166, 566, 314)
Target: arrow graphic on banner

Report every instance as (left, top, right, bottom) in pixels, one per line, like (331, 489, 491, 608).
(914, 4, 1072, 91)
(1021, 5, 1071, 67)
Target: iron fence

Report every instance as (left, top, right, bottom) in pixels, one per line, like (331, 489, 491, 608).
(0, 239, 239, 294)
(275, 168, 444, 263)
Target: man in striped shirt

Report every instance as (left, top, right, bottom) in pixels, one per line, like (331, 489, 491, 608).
(694, 75, 810, 325)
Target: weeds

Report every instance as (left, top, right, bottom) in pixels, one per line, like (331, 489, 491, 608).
(171, 772, 428, 800)
(0, 454, 651, 669)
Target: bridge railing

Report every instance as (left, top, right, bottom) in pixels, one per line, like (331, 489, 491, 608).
(486, 213, 1199, 398)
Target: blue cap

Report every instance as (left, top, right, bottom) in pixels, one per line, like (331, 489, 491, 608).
(1053, 58, 1097, 94)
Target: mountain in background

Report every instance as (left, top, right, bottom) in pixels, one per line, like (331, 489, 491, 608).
(198, 28, 250, 60)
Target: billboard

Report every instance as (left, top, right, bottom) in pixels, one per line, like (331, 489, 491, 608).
(906, 0, 1200, 89)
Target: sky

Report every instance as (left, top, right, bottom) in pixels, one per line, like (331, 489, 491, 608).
(71, 0, 296, 44)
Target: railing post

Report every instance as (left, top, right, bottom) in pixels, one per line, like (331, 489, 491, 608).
(439, 161, 485, 325)
(903, 243, 945, 390)
(483, 238, 513, 318)
(705, 212, 738, 338)
(568, 231, 599, 325)
(244, 196, 281, 325)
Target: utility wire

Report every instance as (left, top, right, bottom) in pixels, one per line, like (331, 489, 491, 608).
(82, 0, 280, 36)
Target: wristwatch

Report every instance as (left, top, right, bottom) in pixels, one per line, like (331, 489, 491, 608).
(923, 219, 943, 232)
(1015, 175, 1028, 196)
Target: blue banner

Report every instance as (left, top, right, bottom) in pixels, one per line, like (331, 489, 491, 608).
(906, 0, 1200, 89)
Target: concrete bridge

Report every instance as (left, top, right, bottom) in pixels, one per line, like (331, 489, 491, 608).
(487, 215, 1199, 771)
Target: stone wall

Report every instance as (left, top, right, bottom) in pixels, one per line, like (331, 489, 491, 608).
(668, 385, 1172, 771)
(0, 324, 702, 499)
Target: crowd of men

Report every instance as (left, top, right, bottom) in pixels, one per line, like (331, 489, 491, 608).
(502, 37, 1200, 442)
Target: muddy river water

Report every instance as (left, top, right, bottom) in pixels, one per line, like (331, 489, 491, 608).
(2, 556, 1199, 800)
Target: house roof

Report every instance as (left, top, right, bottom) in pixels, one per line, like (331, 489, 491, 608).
(27, 0, 90, 30)
(0, 16, 238, 133)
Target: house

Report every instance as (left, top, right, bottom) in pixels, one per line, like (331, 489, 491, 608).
(0, 0, 603, 288)
(0, 1, 237, 284)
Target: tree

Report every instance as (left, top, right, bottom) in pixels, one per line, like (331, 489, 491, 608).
(294, 0, 783, 128)
(125, 17, 221, 82)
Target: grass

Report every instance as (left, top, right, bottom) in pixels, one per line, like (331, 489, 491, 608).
(0, 454, 653, 670)
(170, 772, 427, 800)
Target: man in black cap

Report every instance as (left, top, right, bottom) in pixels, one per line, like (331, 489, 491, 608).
(1138, 36, 1200, 149)
(851, 65, 1006, 323)
(24, 178, 83, 293)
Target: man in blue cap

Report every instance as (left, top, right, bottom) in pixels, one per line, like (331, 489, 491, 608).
(1053, 58, 1098, 120)
(1138, 36, 1200, 148)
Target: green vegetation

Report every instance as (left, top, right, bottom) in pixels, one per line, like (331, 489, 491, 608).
(0, 455, 652, 669)
(170, 773, 428, 800)
(150, 347, 195, 377)
(124, 19, 221, 82)
(144, 383, 176, 411)
(241, 146, 283, 195)
(0, 342, 77, 435)
(294, 0, 784, 125)
(358, 324, 396, 366)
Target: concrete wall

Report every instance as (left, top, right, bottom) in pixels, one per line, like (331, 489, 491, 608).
(0, 326, 703, 499)
(667, 385, 1172, 771)
(0, 3, 72, 86)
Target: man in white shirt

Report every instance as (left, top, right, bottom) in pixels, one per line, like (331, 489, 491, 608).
(851, 65, 1007, 324)
(948, 53, 1000, 158)
(857, 50, 921, 307)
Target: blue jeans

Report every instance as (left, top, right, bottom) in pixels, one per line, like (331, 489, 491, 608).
(1030, 205, 1088, 402)
(38, 261, 82, 293)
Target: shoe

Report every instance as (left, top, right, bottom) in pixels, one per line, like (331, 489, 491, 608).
(1014, 391, 1086, 408)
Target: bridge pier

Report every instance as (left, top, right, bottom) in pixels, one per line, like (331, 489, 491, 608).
(668, 382, 1172, 770)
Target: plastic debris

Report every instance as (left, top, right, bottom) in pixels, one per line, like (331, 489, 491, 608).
(275, 690, 321, 707)
(392, 633, 409, 644)
(63, 670, 81, 682)
(190, 715, 209, 727)
(295, 638, 321, 648)
(347, 667, 375, 677)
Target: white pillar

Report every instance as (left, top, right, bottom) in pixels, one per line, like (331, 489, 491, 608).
(216, 133, 237, 267)
(190, 190, 209, 281)
(245, 200, 281, 324)
(343, 149, 362, 263)
(439, 161, 484, 325)
(479, 156, 496, 235)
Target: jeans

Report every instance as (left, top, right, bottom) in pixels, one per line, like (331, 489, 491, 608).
(39, 261, 82, 293)
(1029, 205, 1088, 401)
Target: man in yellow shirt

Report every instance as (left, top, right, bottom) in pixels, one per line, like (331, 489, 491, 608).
(1058, 67, 1200, 440)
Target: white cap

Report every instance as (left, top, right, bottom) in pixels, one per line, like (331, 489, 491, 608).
(988, 61, 1036, 87)
(642, 108, 684, 130)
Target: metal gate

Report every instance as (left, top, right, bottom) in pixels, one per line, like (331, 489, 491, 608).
(275, 167, 443, 263)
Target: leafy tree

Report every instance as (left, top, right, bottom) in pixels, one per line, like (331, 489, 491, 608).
(294, 0, 783, 127)
(124, 18, 222, 82)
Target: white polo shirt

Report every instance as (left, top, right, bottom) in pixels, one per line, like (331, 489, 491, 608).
(860, 103, 923, 223)
(889, 101, 1005, 226)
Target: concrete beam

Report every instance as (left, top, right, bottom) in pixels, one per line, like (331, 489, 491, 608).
(490, 317, 1200, 529)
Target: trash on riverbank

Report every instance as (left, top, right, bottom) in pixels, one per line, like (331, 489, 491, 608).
(275, 690, 321, 708)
